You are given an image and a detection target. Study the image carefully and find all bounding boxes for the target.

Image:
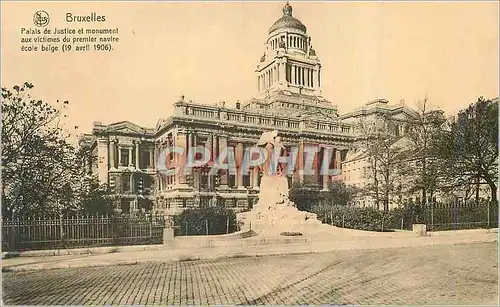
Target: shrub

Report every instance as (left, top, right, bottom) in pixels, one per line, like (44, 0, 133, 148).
(173, 207, 237, 236)
(312, 205, 395, 232)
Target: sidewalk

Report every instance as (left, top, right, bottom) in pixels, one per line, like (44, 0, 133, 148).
(2, 228, 497, 272)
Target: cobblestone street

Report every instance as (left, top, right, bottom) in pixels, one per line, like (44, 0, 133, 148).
(3, 242, 498, 305)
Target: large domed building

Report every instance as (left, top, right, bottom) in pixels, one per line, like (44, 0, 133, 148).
(80, 3, 416, 214)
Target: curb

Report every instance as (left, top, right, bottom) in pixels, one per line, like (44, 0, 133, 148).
(4, 228, 497, 259)
(3, 237, 496, 272)
(2, 244, 165, 259)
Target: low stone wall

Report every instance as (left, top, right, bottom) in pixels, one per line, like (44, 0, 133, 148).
(172, 229, 309, 248)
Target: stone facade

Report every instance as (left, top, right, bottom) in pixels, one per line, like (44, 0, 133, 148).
(79, 3, 418, 215)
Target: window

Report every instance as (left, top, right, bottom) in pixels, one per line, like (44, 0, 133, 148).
(120, 149, 129, 166)
(228, 174, 236, 188)
(143, 176, 152, 190)
(140, 151, 150, 169)
(122, 174, 131, 192)
(120, 199, 130, 213)
(243, 174, 250, 187)
(200, 170, 209, 189)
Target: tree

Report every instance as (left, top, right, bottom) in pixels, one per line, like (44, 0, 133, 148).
(405, 98, 447, 205)
(76, 174, 114, 215)
(288, 182, 323, 212)
(357, 114, 410, 210)
(437, 97, 498, 204)
(1, 82, 111, 218)
(289, 181, 360, 223)
(322, 180, 361, 207)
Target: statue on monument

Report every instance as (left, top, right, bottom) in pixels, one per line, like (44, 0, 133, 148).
(237, 130, 322, 234)
(254, 130, 291, 210)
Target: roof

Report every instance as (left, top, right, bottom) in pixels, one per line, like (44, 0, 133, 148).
(269, 3, 307, 34)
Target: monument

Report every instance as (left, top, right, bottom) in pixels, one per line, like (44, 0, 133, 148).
(237, 130, 323, 236)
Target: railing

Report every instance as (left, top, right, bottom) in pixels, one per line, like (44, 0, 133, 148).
(182, 104, 353, 134)
(311, 201, 497, 232)
(420, 201, 498, 231)
(1, 214, 166, 252)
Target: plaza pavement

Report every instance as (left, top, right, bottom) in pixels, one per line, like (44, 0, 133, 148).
(2, 227, 497, 272)
(3, 242, 498, 305)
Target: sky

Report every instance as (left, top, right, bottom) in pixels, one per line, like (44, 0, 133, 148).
(2, 1, 499, 135)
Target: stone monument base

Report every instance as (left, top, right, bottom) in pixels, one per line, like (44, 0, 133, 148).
(237, 193, 323, 237)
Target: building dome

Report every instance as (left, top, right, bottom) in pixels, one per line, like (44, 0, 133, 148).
(268, 3, 307, 34)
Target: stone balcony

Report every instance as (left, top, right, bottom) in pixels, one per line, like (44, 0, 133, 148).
(172, 100, 354, 136)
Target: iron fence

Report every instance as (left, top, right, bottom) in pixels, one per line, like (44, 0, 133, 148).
(1, 214, 166, 251)
(312, 201, 498, 232)
(420, 201, 498, 231)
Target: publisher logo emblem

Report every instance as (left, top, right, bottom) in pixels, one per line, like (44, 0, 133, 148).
(33, 10, 50, 27)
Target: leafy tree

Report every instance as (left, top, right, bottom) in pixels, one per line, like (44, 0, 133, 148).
(1, 82, 112, 218)
(322, 181, 360, 207)
(437, 97, 498, 204)
(76, 174, 114, 215)
(288, 182, 322, 212)
(289, 181, 360, 220)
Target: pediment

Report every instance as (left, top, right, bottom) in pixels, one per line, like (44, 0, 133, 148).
(106, 121, 149, 135)
(155, 119, 167, 132)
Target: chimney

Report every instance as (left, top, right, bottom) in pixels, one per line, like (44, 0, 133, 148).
(235, 100, 241, 110)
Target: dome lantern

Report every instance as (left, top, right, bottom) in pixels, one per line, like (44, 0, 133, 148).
(269, 2, 307, 34)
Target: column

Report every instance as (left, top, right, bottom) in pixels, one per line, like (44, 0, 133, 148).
(207, 171, 212, 190)
(252, 167, 260, 189)
(280, 61, 286, 84)
(297, 141, 304, 183)
(305, 68, 310, 87)
(291, 64, 295, 85)
(318, 67, 321, 87)
(135, 141, 140, 169)
(236, 143, 244, 189)
(212, 135, 218, 161)
(109, 139, 116, 169)
(149, 148, 154, 168)
(193, 169, 200, 191)
(97, 137, 109, 183)
(118, 145, 123, 166)
(218, 136, 228, 186)
(166, 135, 172, 166)
(206, 134, 213, 161)
(249, 166, 254, 188)
(176, 132, 187, 185)
(335, 148, 342, 170)
(334, 148, 342, 181)
(188, 132, 194, 155)
(311, 143, 320, 185)
(322, 146, 332, 190)
(127, 147, 132, 166)
(314, 64, 320, 91)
